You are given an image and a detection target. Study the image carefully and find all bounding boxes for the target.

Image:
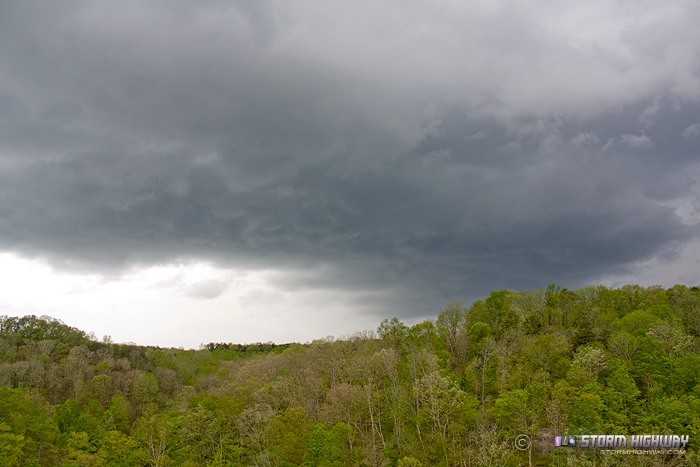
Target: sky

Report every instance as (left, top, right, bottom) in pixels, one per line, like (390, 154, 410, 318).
(1, 0, 699, 348)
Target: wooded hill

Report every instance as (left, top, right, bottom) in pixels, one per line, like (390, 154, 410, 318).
(2, 284, 700, 466)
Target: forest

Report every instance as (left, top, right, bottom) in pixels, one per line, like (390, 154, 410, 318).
(2, 284, 700, 466)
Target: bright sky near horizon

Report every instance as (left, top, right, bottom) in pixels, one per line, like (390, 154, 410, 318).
(1, 0, 699, 347)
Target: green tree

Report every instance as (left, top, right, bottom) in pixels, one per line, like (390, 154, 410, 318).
(603, 364, 641, 431)
(436, 300, 468, 368)
(108, 393, 133, 434)
(567, 387, 605, 433)
(491, 387, 544, 435)
(97, 430, 144, 467)
(0, 387, 59, 465)
(0, 423, 24, 467)
(55, 399, 87, 434)
(134, 413, 176, 467)
(265, 406, 314, 465)
(378, 317, 409, 351)
(63, 431, 101, 466)
(133, 371, 160, 414)
(414, 371, 477, 464)
(303, 423, 356, 467)
(606, 330, 638, 365)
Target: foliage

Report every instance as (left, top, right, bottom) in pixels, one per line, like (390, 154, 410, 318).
(1, 284, 700, 465)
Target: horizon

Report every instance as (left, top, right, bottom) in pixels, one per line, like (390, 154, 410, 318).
(4, 282, 695, 350)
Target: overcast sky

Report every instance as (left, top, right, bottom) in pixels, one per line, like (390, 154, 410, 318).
(1, 0, 699, 347)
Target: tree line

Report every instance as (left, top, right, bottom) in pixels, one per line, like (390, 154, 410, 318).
(1, 284, 700, 465)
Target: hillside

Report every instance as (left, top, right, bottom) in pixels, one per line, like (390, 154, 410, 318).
(1, 284, 700, 466)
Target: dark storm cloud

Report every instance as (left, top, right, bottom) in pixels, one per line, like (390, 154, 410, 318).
(1, 0, 699, 315)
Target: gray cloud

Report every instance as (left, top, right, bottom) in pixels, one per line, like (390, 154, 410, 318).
(685, 124, 700, 139)
(0, 0, 699, 318)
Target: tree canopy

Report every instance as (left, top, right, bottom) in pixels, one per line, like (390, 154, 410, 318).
(1, 284, 700, 465)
